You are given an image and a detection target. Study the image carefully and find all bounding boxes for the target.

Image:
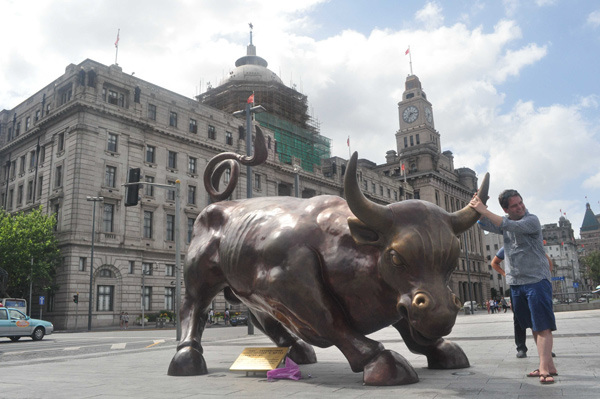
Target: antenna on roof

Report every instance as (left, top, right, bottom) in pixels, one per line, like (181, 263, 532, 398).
(249, 22, 253, 45)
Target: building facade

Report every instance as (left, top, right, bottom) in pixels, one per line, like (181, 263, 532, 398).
(1, 40, 488, 328)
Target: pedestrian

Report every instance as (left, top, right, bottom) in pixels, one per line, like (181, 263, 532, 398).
(501, 297, 508, 313)
(486, 299, 491, 314)
(120, 311, 125, 329)
(123, 312, 129, 329)
(471, 189, 558, 384)
(208, 309, 214, 324)
(224, 309, 230, 325)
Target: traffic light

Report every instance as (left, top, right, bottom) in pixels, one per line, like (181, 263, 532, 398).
(73, 294, 79, 304)
(125, 167, 141, 207)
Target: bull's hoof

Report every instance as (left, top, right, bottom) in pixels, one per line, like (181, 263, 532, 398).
(363, 349, 419, 386)
(167, 346, 208, 376)
(288, 340, 317, 364)
(426, 339, 470, 369)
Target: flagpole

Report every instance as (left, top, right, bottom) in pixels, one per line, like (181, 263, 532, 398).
(115, 29, 120, 65)
(407, 45, 413, 75)
(347, 136, 351, 159)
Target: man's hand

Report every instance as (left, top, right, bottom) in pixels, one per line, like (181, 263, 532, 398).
(469, 194, 487, 214)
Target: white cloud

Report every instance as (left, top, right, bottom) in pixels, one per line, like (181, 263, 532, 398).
(416, 2, 445, 30)
(588, 10, 600, 28)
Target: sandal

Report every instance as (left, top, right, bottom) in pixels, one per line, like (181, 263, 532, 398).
(539, 374, 555, 384)
(527, 369, 558, 377)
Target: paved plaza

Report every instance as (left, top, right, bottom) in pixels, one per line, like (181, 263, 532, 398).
(1, 309, 599, 398)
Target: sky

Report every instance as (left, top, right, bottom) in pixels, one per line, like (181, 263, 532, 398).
(2, 0, 599, 238)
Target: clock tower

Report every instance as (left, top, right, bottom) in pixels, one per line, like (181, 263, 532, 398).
(396, 74, 440, 156)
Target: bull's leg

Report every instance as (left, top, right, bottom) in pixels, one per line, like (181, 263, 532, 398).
(168, 228, 226, 376)
(250, 310, 317, 364)
(392, 318, 470, 369)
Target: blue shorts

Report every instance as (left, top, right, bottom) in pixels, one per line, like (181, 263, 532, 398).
(510, 279, 556, 332)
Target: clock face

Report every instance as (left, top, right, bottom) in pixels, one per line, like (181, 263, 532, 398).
(425, 107, 433, 123)
(402, 106, 419, 123)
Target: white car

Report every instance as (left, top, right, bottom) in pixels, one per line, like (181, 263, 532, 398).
(0, 307, 54, 341)
(463, 301, 479, 310)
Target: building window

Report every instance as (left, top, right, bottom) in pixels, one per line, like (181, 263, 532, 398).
(208, 125, 216, 140)
(226, 131, 233, 145)
(187, 217, 195, 243)
(404, 137, 408, 148)
(142, 287, 152, 311)
(29, 150, 36, 169)
(167, 181, 176, 201)
(27, 180, 33, 202)
(254, 173, 261, 190)
(371, 182, 375, 193)
(164, 287, 175, 311)
(166, 214, 175, 241)
(416, 134, 420, 144)
(35, 110, 40, 122)
(25, 116, 31, 131)
(19, 156, 26, 174)
(188, 157, 197, 174)
(142, 262, 153, 276)
(17, 185, 23, 206)
(168, 151, 177, 169)
(189, 118, 197, 133)
(97, 285, 114, 311)
(55, 165, 63, 187)
(79, 257, 86, 272)
(99, 269, 113, 278)
(105, 166, 117, 188)
(169, 111, 178, 127)
(187, 185, 196, 205)
(107, 133, 118, 152)
(144, 176, 155, 196)
(224, 169, 230, 184)
(146, 145, 156, 163)
(128, 260, 135, 274)
(7, 189, 13, 210)
(143, 211, 153, 238)
(59, 85, 72, 105)
(57, 132, 65, 152)
(39, 146, 46, 164)
(37, 175, 43, 198)
(134, 87, 141, 103)
(166, 264, 175, 277)
(410, 136, 414, 146)
(148, 104, 157, 120)
(103, 204, 114, 232)
(106, 89, 125, 107)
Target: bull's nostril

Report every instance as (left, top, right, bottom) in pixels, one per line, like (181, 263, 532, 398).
(453, 295, 462, 308)
(413, 293, 429, 308)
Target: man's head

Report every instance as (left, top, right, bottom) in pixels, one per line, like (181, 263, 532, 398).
(498, 189, 526, 220)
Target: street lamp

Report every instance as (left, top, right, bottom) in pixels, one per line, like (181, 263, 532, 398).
(86, 196, 104, 331)
(293, 164, 301, 198)
(233, 96, 266, 335)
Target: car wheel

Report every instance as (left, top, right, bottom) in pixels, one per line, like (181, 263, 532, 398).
(9, 336, 21, 342)
(32, 327, 45, 341)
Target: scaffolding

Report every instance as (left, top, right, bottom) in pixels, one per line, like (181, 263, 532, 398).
(256, 113, 330, 172)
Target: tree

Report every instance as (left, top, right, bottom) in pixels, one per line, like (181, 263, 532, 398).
(581, 251, 600, 287)
(0, 207, 60, 299)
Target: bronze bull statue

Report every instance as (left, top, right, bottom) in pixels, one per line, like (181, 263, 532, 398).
(168, 126, 489, 385)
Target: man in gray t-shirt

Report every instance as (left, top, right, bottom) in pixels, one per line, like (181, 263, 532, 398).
(471, 189, 557, 384)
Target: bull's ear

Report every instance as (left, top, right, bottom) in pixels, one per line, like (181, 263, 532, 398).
(348, 217, 383, 246)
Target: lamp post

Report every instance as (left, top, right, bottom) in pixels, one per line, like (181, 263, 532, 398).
(293, 164, 300, 198)
(233, 96, 266, 335)
(86, 196, 103, 331)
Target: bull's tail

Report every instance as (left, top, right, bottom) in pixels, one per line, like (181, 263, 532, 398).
(203, 125, 268, 202)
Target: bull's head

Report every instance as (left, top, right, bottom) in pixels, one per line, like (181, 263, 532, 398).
(344, 152, 489, 344)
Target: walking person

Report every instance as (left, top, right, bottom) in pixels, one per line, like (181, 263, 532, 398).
(471, 189, 558, 384)
(123, 312, 129, 329)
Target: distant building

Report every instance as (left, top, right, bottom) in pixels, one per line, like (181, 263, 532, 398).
(483, 233, 506, 299)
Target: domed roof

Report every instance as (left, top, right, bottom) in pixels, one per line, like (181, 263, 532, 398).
(228, 63, 283, 84)
(220, 29, 283, 86)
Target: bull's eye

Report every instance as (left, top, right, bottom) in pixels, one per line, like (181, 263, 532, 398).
(389, 250, 404, 268)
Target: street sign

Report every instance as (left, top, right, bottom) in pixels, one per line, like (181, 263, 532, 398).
(551, 276, 565, 281)
(39, 296, 45, 305)
(573, 282, 579, 288)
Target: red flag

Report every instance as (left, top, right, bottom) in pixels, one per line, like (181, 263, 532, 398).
(347, 136, 350, 147)
(401, 164, 405, 171)
(405, 47, 410, 55)
(115, 30, 120, 48)
(247, 94, 254, 104)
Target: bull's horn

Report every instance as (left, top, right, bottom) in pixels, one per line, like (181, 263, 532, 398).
(344, 152, 392, 231)
(451, 172, 490, 234)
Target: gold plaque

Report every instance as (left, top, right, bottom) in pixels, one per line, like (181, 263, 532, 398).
(229, 347, 289, 371)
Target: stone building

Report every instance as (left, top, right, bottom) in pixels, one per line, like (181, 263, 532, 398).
(0, 36, 487, 328)
(483, 233, 507, 299)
